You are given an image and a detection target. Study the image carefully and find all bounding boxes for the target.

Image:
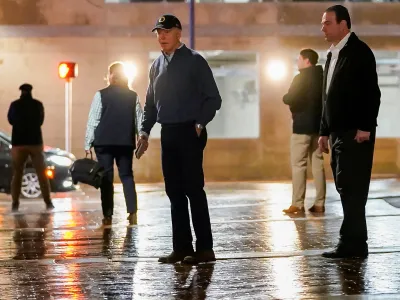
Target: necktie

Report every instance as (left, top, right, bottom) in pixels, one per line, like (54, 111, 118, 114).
(325, 52, 332, 74)
(323, 52, 332, 96)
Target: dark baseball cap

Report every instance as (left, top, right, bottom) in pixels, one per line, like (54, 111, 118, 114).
(152, 14, 182, 32)
(19, 83, 33, 92)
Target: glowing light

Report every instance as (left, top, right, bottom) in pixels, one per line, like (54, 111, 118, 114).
(58, 62, 77, 79)
(46, 169, 54, 179)
(266, 59, 287, 81)
(123, 62, 138, 85)
(58, 63, 70, 79)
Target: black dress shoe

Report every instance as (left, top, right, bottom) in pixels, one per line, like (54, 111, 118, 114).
(158, 251, 194, 264)
(322, 248, 368, 259)
(182, 250, 216, 265)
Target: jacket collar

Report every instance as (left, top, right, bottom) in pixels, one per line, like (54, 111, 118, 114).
(163, 43, 185, 58)
(328, 32, 352, 57)
(299, 65, 322, 73)
(337, 32, 359, 54)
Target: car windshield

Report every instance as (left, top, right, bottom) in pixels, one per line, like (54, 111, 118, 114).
(0, 131, 11, 143)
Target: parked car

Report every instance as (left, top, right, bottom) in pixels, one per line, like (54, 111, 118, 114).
(0, 131, 77, 198)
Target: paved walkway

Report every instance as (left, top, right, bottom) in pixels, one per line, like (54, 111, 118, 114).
(0, 179, 400, 299)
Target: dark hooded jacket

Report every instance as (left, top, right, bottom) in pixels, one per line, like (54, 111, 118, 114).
(283, 65, 323, 134)
(7, 94, 45, 146)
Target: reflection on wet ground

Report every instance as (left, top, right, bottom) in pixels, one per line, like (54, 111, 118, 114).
(0, 179, 399, 299)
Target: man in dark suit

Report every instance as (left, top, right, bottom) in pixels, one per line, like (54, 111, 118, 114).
(319, 5, 381, 258)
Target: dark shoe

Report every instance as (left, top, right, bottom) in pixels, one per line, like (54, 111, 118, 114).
(102, 217, 112, 226)
(45, 201, 55, 211)
(182, 250, 216, 265)
(158, 251, 194, 264)
(322, 246, 368, 259)
(12, 201, 19, 212)
(127, 213, 137, 225)
(308, 205, 325, 213)
(283, 205, 305, 214)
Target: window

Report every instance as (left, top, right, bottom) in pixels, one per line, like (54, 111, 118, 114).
(373, 51, 400, 138)
(147, 50, 260, 139)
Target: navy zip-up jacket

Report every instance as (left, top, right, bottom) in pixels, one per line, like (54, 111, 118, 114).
(141, 45, 222, 135)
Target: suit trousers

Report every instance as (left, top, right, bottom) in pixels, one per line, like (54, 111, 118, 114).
(330, 129, 375, 248)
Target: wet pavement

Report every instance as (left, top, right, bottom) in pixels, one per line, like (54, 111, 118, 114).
(0, 179, 400, 299)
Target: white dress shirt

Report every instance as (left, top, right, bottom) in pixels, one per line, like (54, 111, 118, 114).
(326, 32, 351, 93)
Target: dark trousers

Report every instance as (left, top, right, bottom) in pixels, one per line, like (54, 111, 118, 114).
(94, 146, 137, 217)
(161, 123, 213, 253)
(330, 129, 376, 248)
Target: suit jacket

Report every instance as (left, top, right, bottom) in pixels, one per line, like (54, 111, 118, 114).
(320, 32, 381, 136)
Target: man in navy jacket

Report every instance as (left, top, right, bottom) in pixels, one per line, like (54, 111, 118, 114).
(138, 14, 222, 264)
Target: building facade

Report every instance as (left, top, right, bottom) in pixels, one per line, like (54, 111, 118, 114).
(0, 0, 399, 182)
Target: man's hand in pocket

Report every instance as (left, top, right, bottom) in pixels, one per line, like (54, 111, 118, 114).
(354, 130, 370, 143)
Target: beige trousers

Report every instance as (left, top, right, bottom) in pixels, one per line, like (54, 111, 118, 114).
(11, 145, 51, 203)
(290, 134, 326, 208)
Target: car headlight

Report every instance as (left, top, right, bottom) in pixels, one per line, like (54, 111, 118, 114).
(48, 155, 73, 167)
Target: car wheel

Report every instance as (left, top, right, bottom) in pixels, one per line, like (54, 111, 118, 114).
(21, 171, 42, 199)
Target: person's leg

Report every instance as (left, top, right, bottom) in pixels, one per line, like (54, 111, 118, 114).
(284, 134, 310, 213)
(29, 146, 53, 209)
(10, 146, 29, 211)
(94, 147, 115, 224)
(115, 146, 138, 224)
(180, 126, 215, 264)
(309, 135, 326, 210)
(158, 125, 194, 263)
(337, 131, 375, 248)
(323, 130, 375, 259)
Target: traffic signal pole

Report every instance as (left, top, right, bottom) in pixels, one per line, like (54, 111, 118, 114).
(58, 62, 77, 154)
(65, 78, 72, 153)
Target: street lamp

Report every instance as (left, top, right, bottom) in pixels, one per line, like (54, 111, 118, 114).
(122, 62, 138, 87)
(266, 59, 287, 81)
(58, 62, 78, 153)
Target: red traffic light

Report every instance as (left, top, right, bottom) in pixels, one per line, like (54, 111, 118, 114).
(58, 62, 78, 79)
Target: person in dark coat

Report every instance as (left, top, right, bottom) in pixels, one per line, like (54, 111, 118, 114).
(7, 84, 54, 212)
(319, 5, 381, 259)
